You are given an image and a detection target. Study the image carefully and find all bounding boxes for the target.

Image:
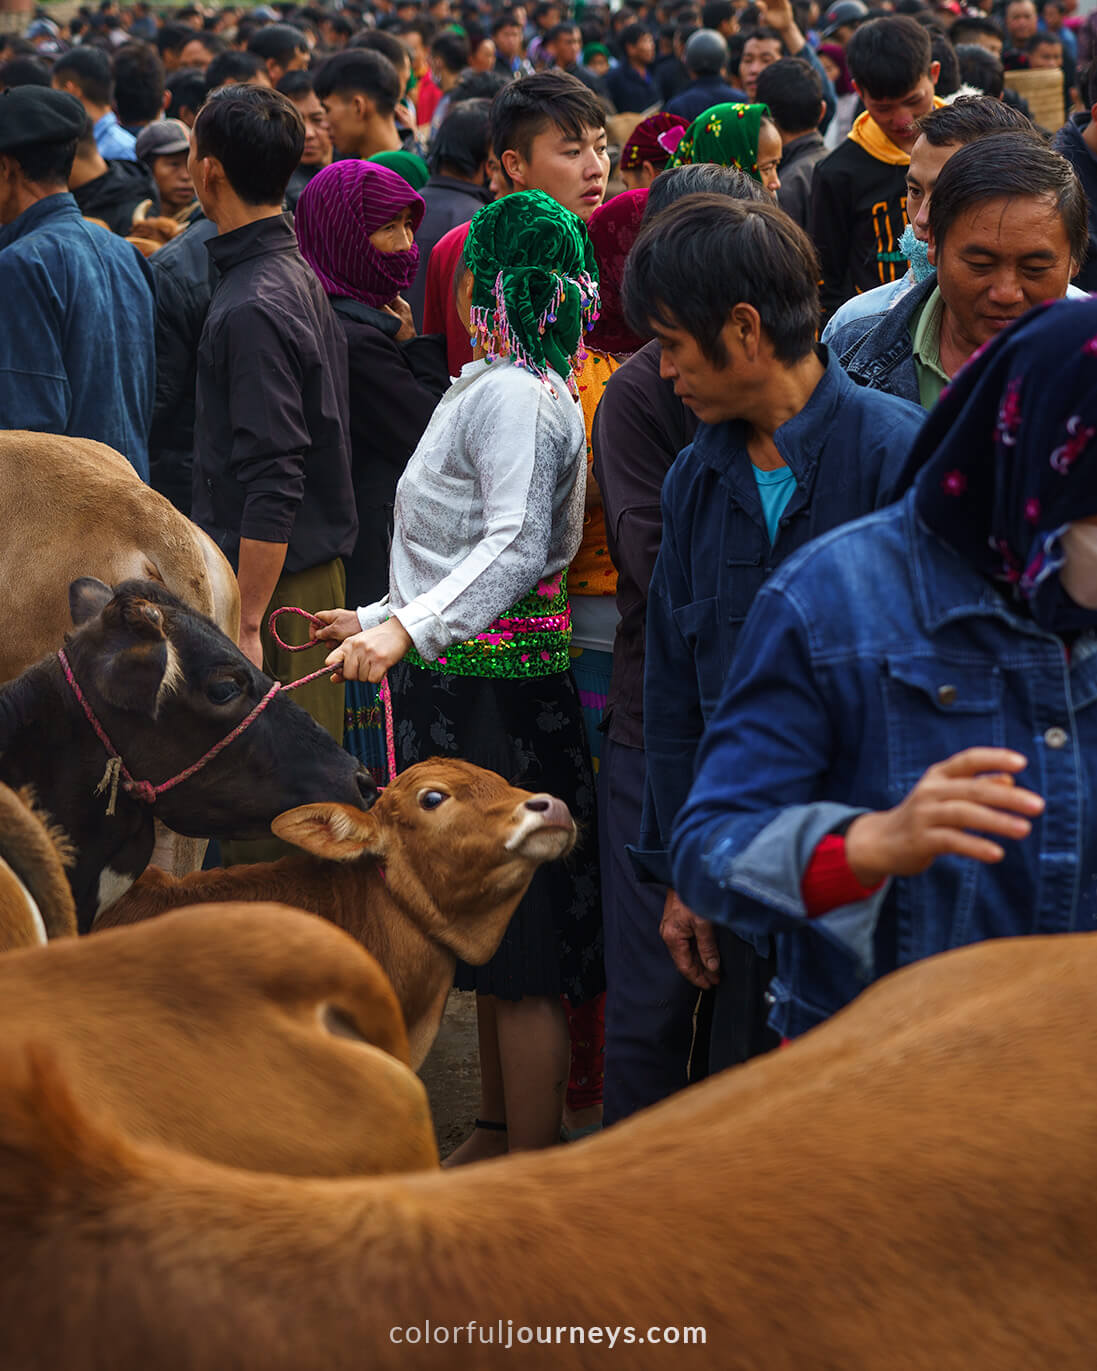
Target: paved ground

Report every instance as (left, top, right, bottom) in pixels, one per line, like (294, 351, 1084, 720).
(418, 990, 480, 1160)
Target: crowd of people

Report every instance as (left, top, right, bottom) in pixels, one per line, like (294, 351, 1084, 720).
(3, 0, 1097, 1161)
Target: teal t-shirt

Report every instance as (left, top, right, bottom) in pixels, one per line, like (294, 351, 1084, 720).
(753, 463, 797, 544)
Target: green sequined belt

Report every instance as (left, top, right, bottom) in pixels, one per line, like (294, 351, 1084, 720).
(406, 576, 572, 679)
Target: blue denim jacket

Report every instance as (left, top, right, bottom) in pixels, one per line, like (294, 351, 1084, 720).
(0, 194, 154, 478)
(635, 349, 925, 885)
(670, 492, 1097, 1039)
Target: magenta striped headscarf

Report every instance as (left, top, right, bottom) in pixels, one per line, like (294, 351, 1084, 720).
(296, 159, 425, 310)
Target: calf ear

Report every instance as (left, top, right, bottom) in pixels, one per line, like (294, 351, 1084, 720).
(69, 578, 114, 627)
(272, 804, 385, 861)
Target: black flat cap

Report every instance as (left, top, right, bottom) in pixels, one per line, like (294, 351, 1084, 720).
(0, 87, 85, 153)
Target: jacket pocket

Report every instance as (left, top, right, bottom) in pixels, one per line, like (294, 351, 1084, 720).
(671, 596, 732, 717)
(881, 656, 1005, 963)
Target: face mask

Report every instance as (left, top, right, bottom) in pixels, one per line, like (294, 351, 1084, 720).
(899, 224, 934, 285)
(1058, 522, 1097, 609)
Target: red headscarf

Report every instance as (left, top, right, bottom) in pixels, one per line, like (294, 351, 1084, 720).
(618, 112, 688, 173)
(585, 188, 650, 357)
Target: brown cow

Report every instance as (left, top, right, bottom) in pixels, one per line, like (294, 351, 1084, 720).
(96, 759, 577, 1067)
(0, 784, 76, 951)
(1, 930, 1095, 1369)
(0, 903, 437, 1178)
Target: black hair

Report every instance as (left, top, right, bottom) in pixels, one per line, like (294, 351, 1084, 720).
(490, 70, 606, 177)
(449, 67, 511, 103)
(324, 13, 355, 39)
(312, 48, 401, 114)
(845, 15, 933, 99)
(1027, 30, 1062, 51)
(740, 25, 785, 50)
(492, 11, 522, 33)
(930, 31, 959, 96)
(620, 20, 651, 50)
(112, 42, 166, 124)
(234, 16, 264, 47)
(1086, 60, 1097, 108)
(700, 0, 734, 27)
(754, 56, 822, 132)
(644, 160, 769, 218)
(8, 134, 78, 185)
(393, 16, 437, 44)
(247, 23, 310, 64)
(929, 131, 1088, 266)
(624, 194, 819, 363)
(156, 22, 194, 57)
(949, 15, 1003, 43)
(193, 82, 304, 204)
(545, 21, 581, 44)
(182, 31, 228, 59)
(205, 50, 267, 89)
(166, 67, 209, 118)
(534, 0, 562, 23)
(0, 56, 51, 90)
(430, 94, 492, 173)
(430, 28, 469, 71)
(51, 47, 113, 105)
(917, 90, 1029, 142)
(276, 69, 317, 99)
(955, 43, 1005, 97)
(351, 28, 411, 75)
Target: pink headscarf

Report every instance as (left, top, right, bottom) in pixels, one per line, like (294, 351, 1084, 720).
(296, 159, 425, 310)
(585, 188, 650, 357)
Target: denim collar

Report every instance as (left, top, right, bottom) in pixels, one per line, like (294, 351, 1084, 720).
(0, 191, 79, 251)
(205, 212, 298, 272)
(905, 492, 1054, 641)
(841, 274, 937, 383)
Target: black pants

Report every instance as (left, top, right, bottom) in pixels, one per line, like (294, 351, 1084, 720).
(708, 926, 780, 1073)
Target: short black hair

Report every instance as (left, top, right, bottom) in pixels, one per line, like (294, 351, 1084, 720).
(166, 67, 209, 118)
(624, 194, 819, 364)
(917, 91, 1029, 142)
(929, 131, 1088, 267)
(156, 22, 194, 58)
(754, 56, 822, 133)
(276, 69, 317, 100)
(431, 29, 470, 72)
(52, 47, 114, 105)
(954, 43, 1005, 98)
(740, 25, 785, 50)
(312, 48, 401, 114)
(490, 70, 606, 178)
(492, 11, 523, 34)
(193, 83, 304, 205)
(701, 0, 734, 27)
(324, 13, 354, 39)
(247, 23, 310, 64)
(205, 50, 267, 89)
(351, 28, 412, 74)
(1028, 31, 1062, 51)
(620, 20, 651, 50)
(545, 21, 581, 44)
(846, 16, 933, 100)
(0, 56, 51, 90)
(112, 42, 166, 124)
(644, 160, 769, 218)
(930, 31, 960, 97)
(8, 133, 78, 186)
(449, 67, 511, 103)
(430, 95, 492, 173)
(949, 15, 1003, 43)
(182, 31, 228, 59)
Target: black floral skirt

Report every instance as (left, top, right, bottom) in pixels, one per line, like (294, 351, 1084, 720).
(387, 659, 604, 1004)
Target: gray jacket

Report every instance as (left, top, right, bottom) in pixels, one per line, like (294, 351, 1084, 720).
(828, 275, 937, 407)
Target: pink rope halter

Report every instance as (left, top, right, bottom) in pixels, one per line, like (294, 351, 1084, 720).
(57, 606, 395, 817)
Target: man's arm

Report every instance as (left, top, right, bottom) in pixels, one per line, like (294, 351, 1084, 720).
(237, 537, 288, 669)
(759, 0, 837, 127)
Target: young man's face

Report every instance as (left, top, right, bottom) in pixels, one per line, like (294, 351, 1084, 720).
(905, 134, 959, 240)
(495, 22, 523, 58)
(291, 90, 333, 166)
(931, 193, 1074, 352)
(549, 27, 582, 67)
(504, 122, 609, 220)
(627, 31, 656, 66)
(856, 69, 937, 153)
(179, 37, 215, 71)
(1006, 0, 1038, 43)
(151, 149, 195, 212)
(320, 92, 368, 157)
(1028, 38, 1063, 68)
(738, 36, 782, 99)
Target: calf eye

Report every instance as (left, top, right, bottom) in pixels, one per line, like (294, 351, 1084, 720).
(418, 789, 448, 810)
(207, 678, 242, 705)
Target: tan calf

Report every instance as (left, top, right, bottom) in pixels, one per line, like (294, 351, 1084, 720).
(96, 759, 577, 1067)
(0, 784, 76, 951)
(0, 903, 437, 1178)
(1, 930, 1095, 1370)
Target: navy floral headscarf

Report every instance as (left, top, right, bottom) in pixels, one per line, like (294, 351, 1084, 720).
(899, 299, 1097, 634)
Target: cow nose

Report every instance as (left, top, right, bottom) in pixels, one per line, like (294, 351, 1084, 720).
(355, 767, 380, 810)
(525, 798, 550, 812)
(524, 795, 573, 828)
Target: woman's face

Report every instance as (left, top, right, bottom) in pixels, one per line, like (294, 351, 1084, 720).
(755, 120, 783, 200)
(369, 206, 416, 254)
(819, 52, 840, 84)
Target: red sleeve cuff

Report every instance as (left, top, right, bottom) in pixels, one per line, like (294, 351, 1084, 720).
(801, 834, 884, 919)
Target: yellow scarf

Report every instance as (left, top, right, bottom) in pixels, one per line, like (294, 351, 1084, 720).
(847, 96, 947, 166)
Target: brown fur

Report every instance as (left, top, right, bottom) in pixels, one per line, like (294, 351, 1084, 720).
(96, 759, 577, 1068)
(0, 902, 437, 1180)
(2, 931, 1096, 1368)
(0, 784, 76, 948)
(0, 430, 240, 683)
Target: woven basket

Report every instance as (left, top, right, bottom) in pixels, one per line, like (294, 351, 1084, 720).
(1004, 68, 1066, 130)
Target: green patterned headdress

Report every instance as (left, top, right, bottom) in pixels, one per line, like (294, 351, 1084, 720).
(462, 189, 600, 397)
(668, 102, 771, 183)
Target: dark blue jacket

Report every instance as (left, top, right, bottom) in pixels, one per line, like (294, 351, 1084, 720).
(0, 193, 154, 478)
(829, 275, 936, 407)
(637, 349, 924, 884)
(664, 76, 748, 123)
(672, 492, 1097, 1038)
(1052, 114, 1097, 294)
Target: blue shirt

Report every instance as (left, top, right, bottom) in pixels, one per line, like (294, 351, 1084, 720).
(94, 110, 137, 162)
(753, 464, 797, 543)
(671, 492, 1097, 1039)
(0, 194, 155, 477)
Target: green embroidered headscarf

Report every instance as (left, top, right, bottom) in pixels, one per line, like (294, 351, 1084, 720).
(368, 148, 431, 191)
(668, 102, 771, 183)
(462, 188, 600, 396)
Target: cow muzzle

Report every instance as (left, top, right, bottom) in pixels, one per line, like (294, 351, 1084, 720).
(505, 794, 576, 860)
